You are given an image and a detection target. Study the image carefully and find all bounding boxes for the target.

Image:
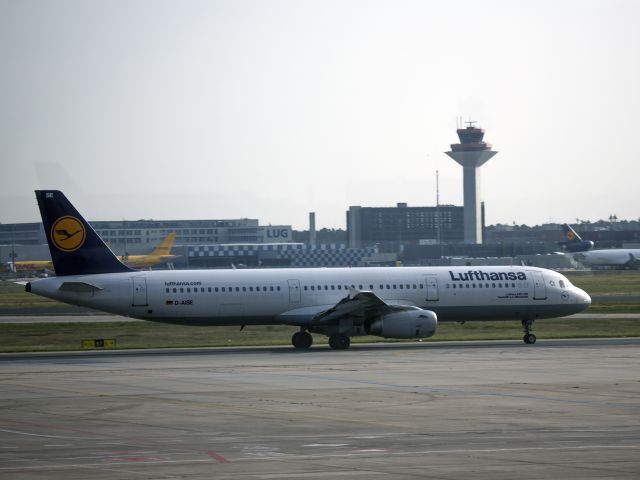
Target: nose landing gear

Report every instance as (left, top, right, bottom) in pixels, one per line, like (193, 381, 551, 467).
(521, 319, 536, 344)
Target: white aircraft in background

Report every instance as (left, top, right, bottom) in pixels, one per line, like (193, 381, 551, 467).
(573, 249, 640, 269)
(26, 191, 591, 347)
(558, 224, 640, 269)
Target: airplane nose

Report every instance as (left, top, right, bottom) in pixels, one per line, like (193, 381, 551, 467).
(577, 288, 591, 308)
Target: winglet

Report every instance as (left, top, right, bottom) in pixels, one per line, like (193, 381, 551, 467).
(35, 190, 133, 276)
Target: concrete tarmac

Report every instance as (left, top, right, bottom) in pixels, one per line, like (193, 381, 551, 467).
(1, 339, 639, 479)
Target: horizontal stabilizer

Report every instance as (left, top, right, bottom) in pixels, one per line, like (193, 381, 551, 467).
(58, 281, 104, 293)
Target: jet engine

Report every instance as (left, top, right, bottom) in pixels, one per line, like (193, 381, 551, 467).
(367, 308, 437, 339)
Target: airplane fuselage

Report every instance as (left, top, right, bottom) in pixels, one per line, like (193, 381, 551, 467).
(573, 249, 640, 268)
(28, 265, 590, 329)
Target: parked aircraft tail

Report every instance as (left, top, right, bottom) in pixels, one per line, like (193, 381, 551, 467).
(558, 224, 594, 253)
(149, 232, 176, 256)
(35, 190, 133, 276)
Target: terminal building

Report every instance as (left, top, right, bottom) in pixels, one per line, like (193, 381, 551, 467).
(0, 219, 293, 250)
(347, 203, 466, 249)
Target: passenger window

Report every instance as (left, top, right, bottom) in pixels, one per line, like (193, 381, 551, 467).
(270, 286, 274, 291)
(208, 287, 211, 293)
(359, 285, 363, 289)
(165, 288, 169, 293)
(250, 286, 254, 292)
(310, 285, 315, 291)
(369, 285, 374, 290)
(386, 284, 390, 289)
(399, 284, 404, 290)
(478, 284, 482, 288)
(419, 284, 424, 289)
(215, 287, 219, 292)
(330, 285, 335, 290)
(221, 287, 225, 292)
(187, 288, 191, 293)
(277, 286, 281, 291)
(303, 286, 307, 291)
(324, 285, 328, 290)
(492, 283, 496, 288)
(393, 284, 397, 289)
(172, 288, 177, 293)
(180, 288, 184, 293)
(466, 284, 470, 289)
(242, 287, 246, 292)
(472, 284, 476, 288)
(412, 284, 417, 289)
(263, 287, 267, 292)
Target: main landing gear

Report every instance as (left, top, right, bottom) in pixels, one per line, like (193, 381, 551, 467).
(521, 319, 537, 344)
(291, 330, 352, 350)
(328, 333, 350, 350)
(292, 330, 313, 349)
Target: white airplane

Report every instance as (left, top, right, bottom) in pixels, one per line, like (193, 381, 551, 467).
(558, 224, 640, 268)
(26, 191, 591, 347)
(573, 249, 640, 269)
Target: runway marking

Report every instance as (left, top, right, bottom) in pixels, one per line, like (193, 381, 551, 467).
(205, 451, 229, 463)
(303, 443, 349, 447)
(350, 448, 389, 453)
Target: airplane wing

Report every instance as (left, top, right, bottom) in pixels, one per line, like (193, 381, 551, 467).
(278, 289, 417, 326)
(312, 289, 397, 324)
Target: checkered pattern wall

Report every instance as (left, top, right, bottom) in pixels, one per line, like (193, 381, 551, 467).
(188, 243, 378, 267)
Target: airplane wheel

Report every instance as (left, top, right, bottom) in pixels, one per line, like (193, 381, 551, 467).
(523, 333, 537, 344)
(292, 331, 313, 349)
(328, 334, 351, 350)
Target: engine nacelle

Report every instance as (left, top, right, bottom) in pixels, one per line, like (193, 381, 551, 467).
(367, 308, 437, 339)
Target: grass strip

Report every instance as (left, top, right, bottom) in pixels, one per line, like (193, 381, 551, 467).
(1, 318, 639, 353)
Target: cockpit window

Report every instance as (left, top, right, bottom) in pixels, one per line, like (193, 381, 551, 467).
(559, 279, 566, 288)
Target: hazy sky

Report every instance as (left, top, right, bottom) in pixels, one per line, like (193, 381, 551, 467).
(2, 0, 639, 229)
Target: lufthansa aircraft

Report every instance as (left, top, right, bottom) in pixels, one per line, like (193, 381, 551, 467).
(558, 224, 640, 269)
(558, 224, 594, 253)
(26, 191, 591, 348)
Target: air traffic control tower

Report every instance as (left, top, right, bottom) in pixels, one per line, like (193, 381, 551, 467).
(445, 122, 497, 244)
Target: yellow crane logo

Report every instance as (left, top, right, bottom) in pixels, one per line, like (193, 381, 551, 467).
(51, 216, 86, 252)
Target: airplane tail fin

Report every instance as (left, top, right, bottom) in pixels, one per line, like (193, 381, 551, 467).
(558, 224, 594, 253)
(35, 190, 133, 276)
(150, 232, 176, 256)
(561, 224, 582, 242)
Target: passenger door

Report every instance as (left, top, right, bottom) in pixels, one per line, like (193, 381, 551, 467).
(287, 279, 301, 304)
(132, 276, 148, 306)
(423, 274, 439, 301)
(529, 271, 547, 300)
